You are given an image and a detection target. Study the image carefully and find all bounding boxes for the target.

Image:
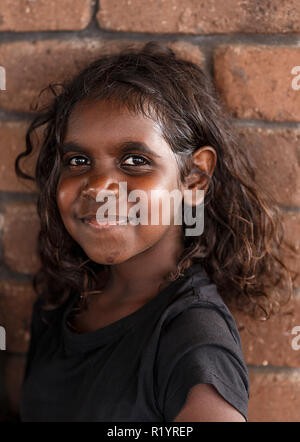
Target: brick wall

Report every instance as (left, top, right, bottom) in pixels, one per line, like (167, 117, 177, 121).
(0, 0, 299, 422)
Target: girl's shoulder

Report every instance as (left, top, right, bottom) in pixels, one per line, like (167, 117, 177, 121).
(155, 265, 250, 422)
(161, 264, 242, 349)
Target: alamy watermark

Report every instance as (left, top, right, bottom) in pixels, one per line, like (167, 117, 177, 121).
(0, 66, 6, 91)
(91, 182, 205, 236)
(291, 326, 300, 351)
(291, 66, 300, 91)
(0, 325, 6, 350)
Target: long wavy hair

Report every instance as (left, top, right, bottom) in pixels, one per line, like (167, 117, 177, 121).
(15, 41, 298, 320)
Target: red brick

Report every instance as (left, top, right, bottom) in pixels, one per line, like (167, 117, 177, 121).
(0, 121, 38, 193)
(0, 39, 112, 113)
(0, 39, 203, 113)
(214, 46, 300, 122)
(237, 127, 300, 206)
(2, 202, 41, 274)
(163, 41, 204, 67)
(0, 0, 92, 32)
(248, 368, 300, 422)
(233, 296, 300, 368)
(97, 0, 300, 34)
(0, 281, 37, 353)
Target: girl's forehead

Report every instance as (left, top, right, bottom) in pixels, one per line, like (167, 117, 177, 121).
(65, 99, 173, 158)
(67, 101, 162, 138)
(68, 98, 148, 125)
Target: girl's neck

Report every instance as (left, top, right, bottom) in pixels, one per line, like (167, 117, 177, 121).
(96, 226, 185, 304)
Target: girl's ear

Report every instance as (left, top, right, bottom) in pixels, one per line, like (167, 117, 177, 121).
(182, 146, 217, 206)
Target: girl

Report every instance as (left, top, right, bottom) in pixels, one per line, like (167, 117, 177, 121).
(15, 41, 294, 422)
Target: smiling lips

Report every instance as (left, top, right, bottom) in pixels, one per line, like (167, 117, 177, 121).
(79, 214, 129, 230)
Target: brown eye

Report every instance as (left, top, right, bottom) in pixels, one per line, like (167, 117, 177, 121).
(64, 155, 90, 167)
(122, 155, 151, 166)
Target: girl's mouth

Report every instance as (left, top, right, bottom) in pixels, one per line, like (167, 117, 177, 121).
(79, 215, 129, 230)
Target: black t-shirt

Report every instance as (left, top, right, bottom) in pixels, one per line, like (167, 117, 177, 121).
(20, 261, 250, 422)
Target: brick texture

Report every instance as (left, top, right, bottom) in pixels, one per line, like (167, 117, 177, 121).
(237, 127, 300, 207)
(214, 46, 300, 122)
(0, 39, 115, 113)
(0, 281, 37, 353)
(0, 121, 38, 193)
(233, 297, 300, 368)
(2, 202, 41, 274)
(0, 39, 203, 113)
(0, 0, 93, 32)
(248, 368, 300, 422)
(97, 0, 300, 34)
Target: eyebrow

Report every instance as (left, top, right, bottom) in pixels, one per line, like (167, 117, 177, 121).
(60, 140, 162, 158)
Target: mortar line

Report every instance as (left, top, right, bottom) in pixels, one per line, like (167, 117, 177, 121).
(247, 365, 300, 373)
(0, 29, 300, 46)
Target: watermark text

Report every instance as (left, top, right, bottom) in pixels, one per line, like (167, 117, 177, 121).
(94, 182, 204, 236)
(291, 66, 300, 91)
(0, 66, 6, 91)
(291, 326, 300, 350)
(0, 325, 6, 350)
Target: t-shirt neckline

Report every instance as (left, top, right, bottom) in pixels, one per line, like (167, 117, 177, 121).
(62, 261, 206, 354)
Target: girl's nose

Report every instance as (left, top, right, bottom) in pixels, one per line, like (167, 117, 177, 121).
(81, 175, 120, 201)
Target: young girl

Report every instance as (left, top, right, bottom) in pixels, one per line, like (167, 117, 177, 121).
(15, 41, 294, 422)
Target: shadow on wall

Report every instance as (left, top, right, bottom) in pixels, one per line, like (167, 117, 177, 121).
(0, 353, 20, 422)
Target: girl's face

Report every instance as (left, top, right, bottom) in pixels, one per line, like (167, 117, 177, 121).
(56, 99, 185, 265)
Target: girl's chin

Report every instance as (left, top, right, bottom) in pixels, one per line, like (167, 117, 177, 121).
(80, 249, 129, 266)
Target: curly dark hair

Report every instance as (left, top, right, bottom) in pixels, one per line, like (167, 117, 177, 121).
(15, 41, 298, 320)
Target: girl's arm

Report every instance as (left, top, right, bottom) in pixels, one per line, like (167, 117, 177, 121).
(173, 384, 246, 422)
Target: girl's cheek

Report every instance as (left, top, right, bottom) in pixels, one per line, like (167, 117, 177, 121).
(56, 177, 78, 216)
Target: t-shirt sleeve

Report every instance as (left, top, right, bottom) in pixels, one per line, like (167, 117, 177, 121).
(154, 303, 250, 422)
